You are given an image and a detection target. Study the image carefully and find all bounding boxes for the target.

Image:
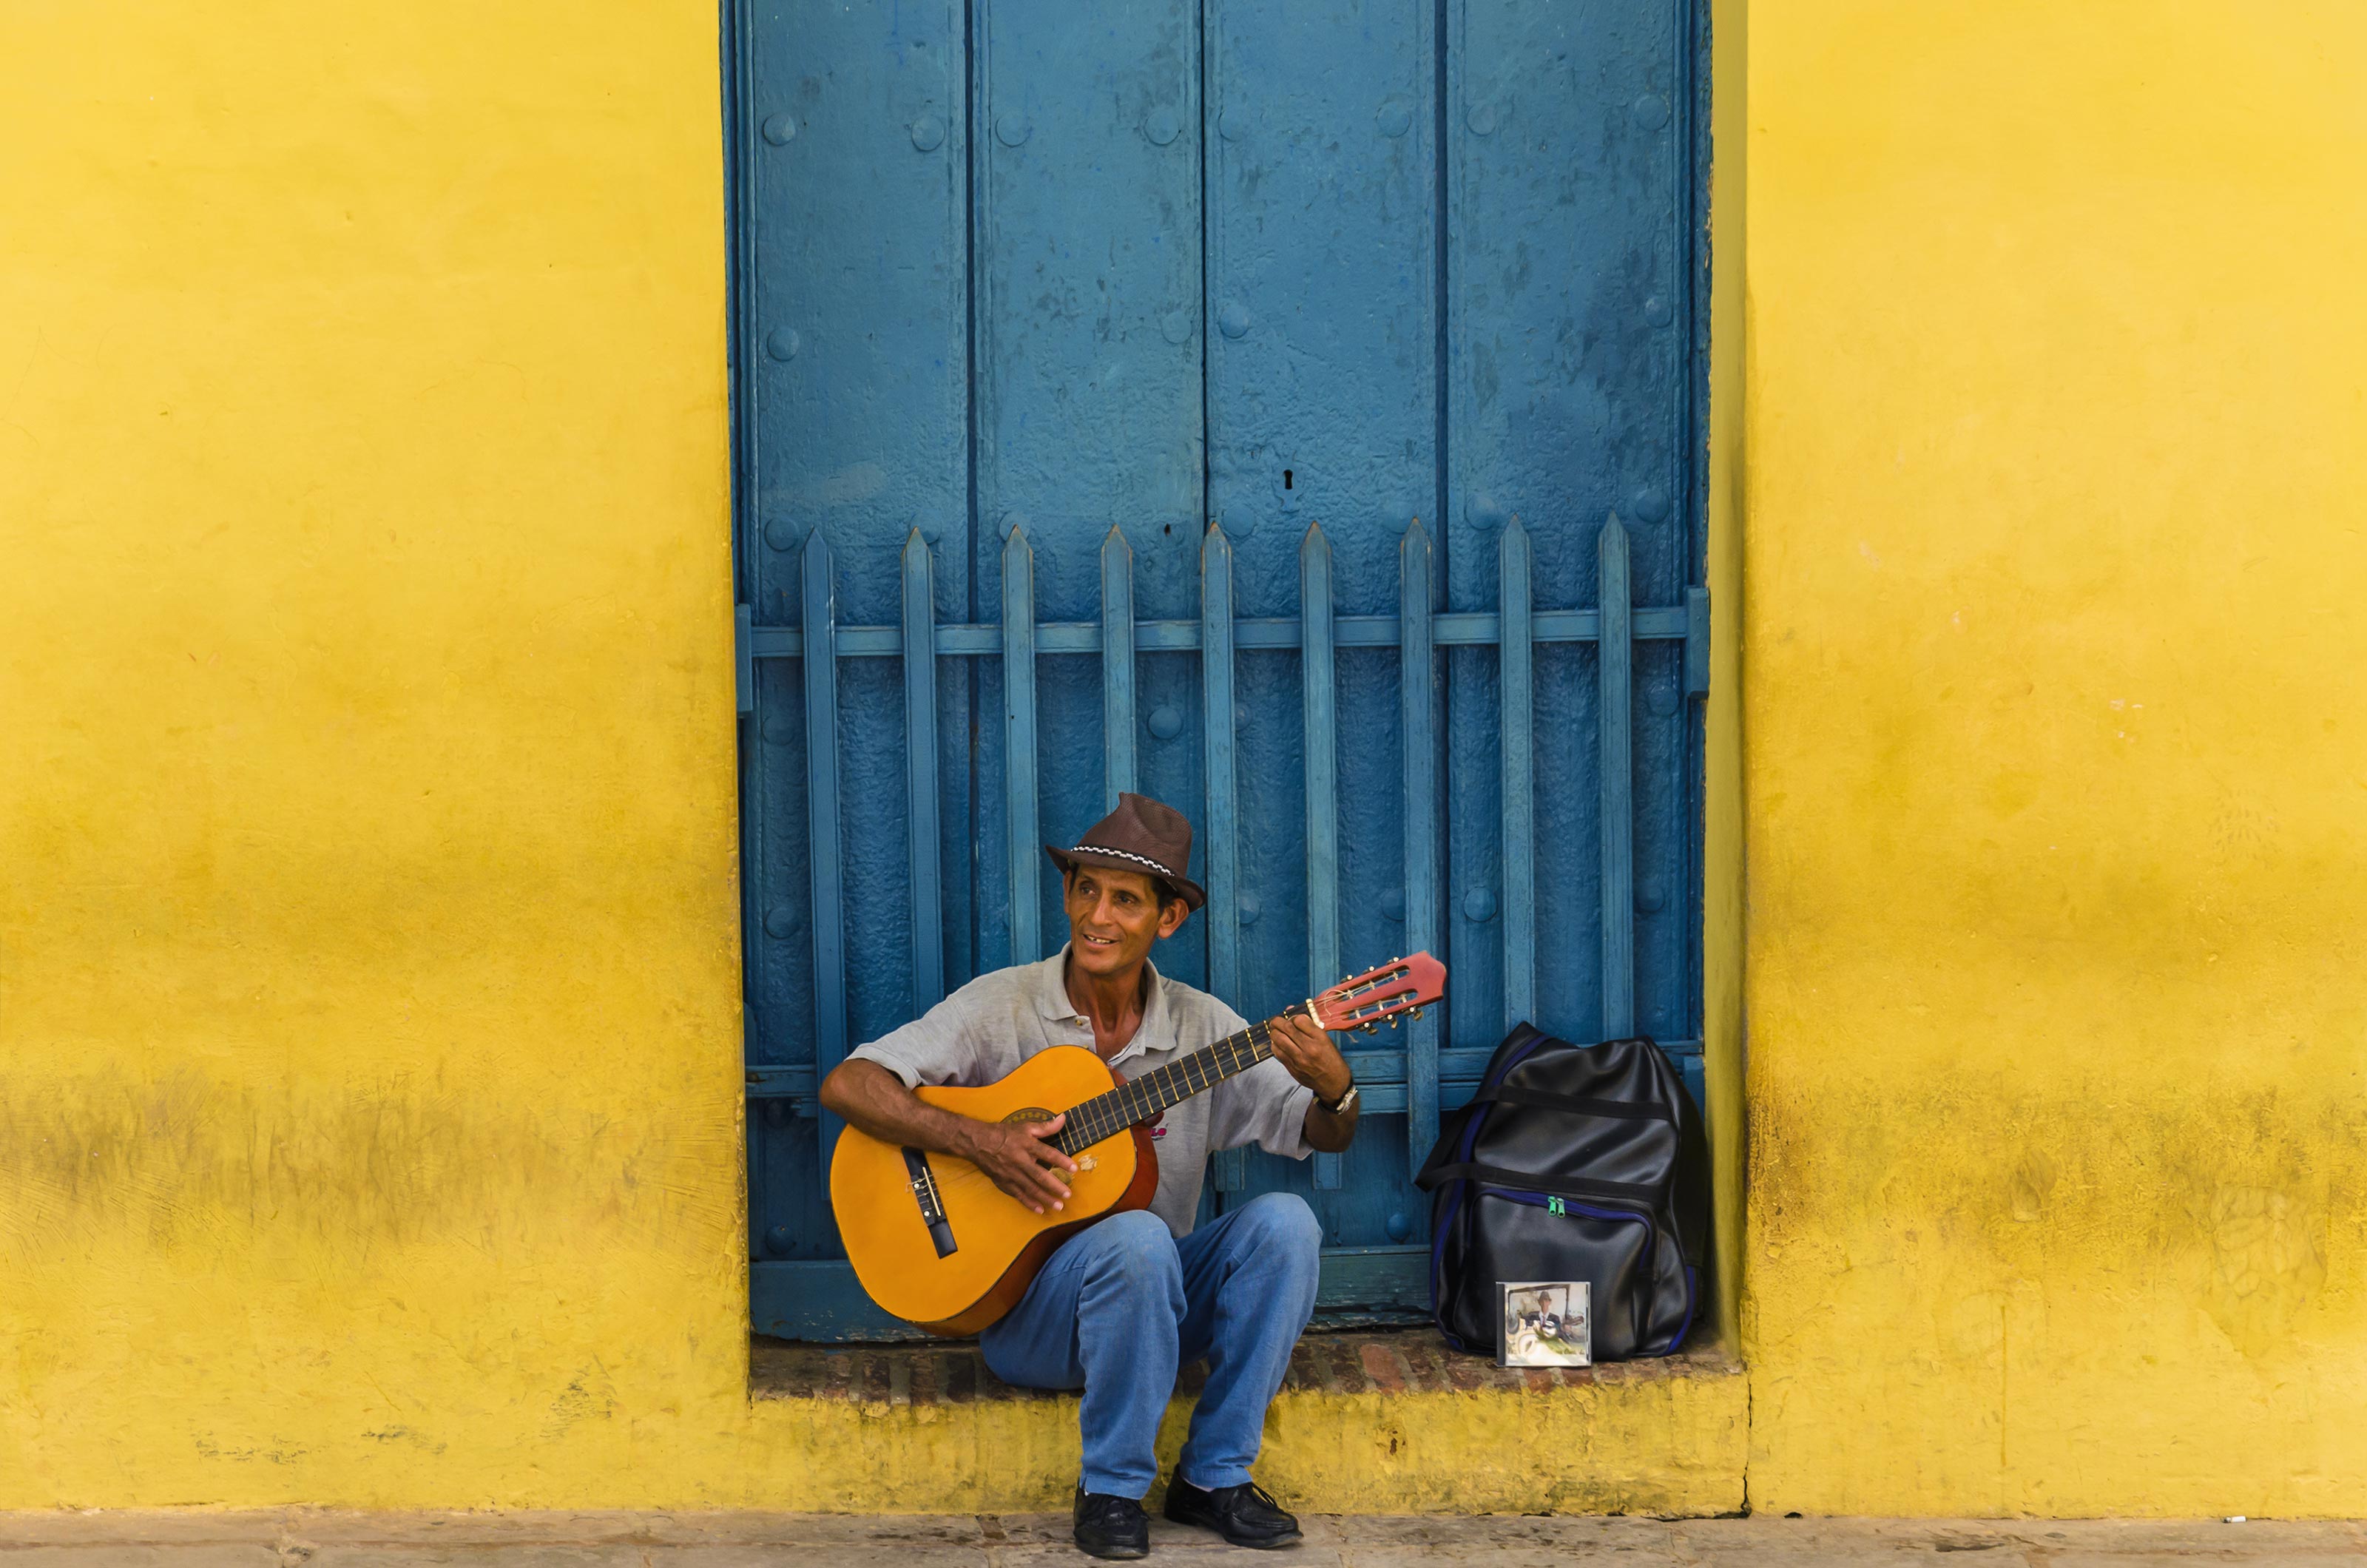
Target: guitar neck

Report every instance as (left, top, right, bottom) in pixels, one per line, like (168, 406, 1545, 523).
(1053, 1003, 1308, 1156)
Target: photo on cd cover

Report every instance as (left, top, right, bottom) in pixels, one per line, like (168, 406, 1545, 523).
(1499, 1280, 1591, 1368)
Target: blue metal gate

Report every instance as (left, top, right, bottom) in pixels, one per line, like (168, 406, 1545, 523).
(728, 0, 1708, 1341)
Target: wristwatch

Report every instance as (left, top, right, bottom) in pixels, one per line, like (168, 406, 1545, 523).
(1320, 1081, 1360, 1116)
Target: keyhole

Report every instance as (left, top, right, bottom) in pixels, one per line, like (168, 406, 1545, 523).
(1283, 470, 1294, 490)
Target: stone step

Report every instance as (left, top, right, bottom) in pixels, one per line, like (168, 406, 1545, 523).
(745, 1329, 1748, 1515)
(754, 1328, 1723, 1404)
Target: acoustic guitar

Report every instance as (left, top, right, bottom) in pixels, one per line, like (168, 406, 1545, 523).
(829, 952, 1448, 1335)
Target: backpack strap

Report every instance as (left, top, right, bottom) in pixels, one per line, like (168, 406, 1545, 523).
(1412, 1160, 1667, 1204)
(1413, 1104, 1481, 1190)
(1462, 1086, 1678, 1123)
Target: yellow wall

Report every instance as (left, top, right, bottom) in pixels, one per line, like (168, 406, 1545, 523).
(7, 0, 2362, 1518)
(0, 0, 754, 1504)
(1700, 0, 1749, 1357)
(1742, 0, 2367, 1516)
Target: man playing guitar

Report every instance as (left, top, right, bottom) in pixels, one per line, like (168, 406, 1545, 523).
(820, 793, 1360, 1559)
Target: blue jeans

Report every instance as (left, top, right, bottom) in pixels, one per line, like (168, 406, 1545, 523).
(980, 1192, 1322, 1498)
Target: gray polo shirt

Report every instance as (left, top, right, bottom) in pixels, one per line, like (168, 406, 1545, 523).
(845, 945, 1314, 1236)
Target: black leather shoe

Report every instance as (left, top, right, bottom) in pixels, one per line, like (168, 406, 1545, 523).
(1161, 1475, 1303, 1549)
(1073, 1485, 1151, 1560)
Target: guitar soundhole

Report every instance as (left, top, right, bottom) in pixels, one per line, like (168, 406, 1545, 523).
(1001, 1106, 1056, 1126)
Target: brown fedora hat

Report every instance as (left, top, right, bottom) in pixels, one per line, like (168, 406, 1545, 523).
(1044, 792, 1206, 912)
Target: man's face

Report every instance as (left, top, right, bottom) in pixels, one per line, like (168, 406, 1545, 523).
(1064, 864, 1186, 982)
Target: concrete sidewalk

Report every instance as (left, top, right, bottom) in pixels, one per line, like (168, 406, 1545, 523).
(1, 1512, 2359, 1565)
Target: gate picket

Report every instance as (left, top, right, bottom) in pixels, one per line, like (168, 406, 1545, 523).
(1300, 524, 1343, 1192)
(1500, 519, 1536, 1032)
(1201, 524, 1248, 1194)
(1101, 528, 1137, 813)
(1002, 527, 1041, 965)
(1399, 522, 1442, 1182)
(803, 531, 848, 1173)
(902, 532, 945, 1012)
(1598, 517, 1636, 1038)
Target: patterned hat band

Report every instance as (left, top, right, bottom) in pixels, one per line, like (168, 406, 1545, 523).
(1046, 793, 1204, 912)
(1070, 843, 1179, 882)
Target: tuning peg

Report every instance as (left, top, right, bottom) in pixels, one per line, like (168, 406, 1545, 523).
(1360, 1022, 1377, 1035)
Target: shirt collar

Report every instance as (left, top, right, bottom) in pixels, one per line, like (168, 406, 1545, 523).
(1028, 947, 1078, 1021)
(1033, 944, 1175, 1066)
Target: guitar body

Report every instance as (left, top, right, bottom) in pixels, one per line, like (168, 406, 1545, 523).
(829, 1045, 1160, 1336)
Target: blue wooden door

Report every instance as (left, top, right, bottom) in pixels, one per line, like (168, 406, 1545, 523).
(730, 0, 1707, 1341)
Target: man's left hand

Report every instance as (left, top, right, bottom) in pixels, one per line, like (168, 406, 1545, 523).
(1264, 1013, 1351, 1104)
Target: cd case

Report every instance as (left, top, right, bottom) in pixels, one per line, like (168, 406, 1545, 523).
(1498, 1280, 1591, 1368)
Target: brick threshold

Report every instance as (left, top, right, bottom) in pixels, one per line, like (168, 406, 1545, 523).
(752, 1328, 1738, 1404)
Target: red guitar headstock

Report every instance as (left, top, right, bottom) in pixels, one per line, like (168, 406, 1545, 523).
(1307, 952, 1447, 1034)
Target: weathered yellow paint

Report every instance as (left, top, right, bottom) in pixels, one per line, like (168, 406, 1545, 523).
(1251, 1362, 1746, 1516)
(1741, 0, 2367, 1517)
(0, 0, 750, 1507)
(747, 1364, 1746, 1516)
(7, 0, 2358, 1520)
(1699, 0, 1749, 1359)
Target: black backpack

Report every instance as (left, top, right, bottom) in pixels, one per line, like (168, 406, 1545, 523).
(1416, 1024, 1710, 1361)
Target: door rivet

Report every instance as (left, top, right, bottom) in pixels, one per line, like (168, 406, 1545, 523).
(762, 113, 797, 146)
(910, 113, 946, 152)
(766, 327, 801, 362)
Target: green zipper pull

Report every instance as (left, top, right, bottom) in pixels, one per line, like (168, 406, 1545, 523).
(1547, 1196, 1566, 1216)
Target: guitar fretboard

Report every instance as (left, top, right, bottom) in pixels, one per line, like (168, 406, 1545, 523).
(1051, 1004, 1307, 1156)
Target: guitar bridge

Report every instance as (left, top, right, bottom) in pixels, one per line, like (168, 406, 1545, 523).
(900, 1147, 958, 1258)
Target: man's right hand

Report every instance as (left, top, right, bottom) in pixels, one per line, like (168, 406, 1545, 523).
(956, 1112, 1078, 1214)
(818, 1059, 1084, 1216)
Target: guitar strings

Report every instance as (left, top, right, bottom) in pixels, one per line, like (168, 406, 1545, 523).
(1053, 1012, 1294, 1155)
